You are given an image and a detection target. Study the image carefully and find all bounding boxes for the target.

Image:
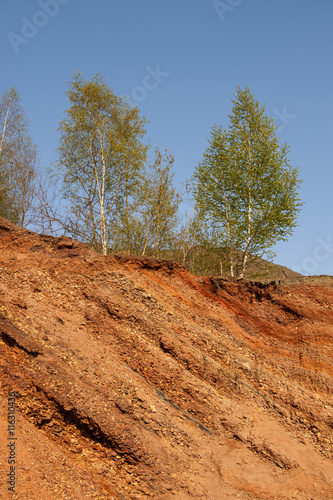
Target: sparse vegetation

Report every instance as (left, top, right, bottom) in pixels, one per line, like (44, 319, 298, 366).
(0, 81, 303, 277)
(0, 86, 38, 226)
(192, 86, 303, 278)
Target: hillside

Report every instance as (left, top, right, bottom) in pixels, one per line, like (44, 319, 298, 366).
(0, 216, 332, 500)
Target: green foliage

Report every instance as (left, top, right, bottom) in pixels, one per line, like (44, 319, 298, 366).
(193, 85, 303, 277)
(0, 87, 38, 225)
(57, 72, 148, 254)
(136, 148, 182, 258)
(56, 73, 184, 258)
(0, 78, 304, 281)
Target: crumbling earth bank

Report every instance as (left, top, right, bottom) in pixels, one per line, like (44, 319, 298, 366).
(0, 216, 332, 499)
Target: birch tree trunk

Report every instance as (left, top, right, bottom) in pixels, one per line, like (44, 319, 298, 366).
(0, 100, 11, 157)
(221, 182, 234, 277)
(97, 128, 107, 256)
(239, 114, 253, 279)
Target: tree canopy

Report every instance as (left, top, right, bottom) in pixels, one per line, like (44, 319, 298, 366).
(57, 72, 148, 255)
(0, 80, 304, 278)
(193, 85, 303, 277)
(0, 86, 38, 225)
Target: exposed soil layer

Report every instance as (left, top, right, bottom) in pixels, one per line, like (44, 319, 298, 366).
(0, 216, 332, 499)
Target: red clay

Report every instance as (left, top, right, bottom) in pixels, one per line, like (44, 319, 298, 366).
(0, 216, 332, 499)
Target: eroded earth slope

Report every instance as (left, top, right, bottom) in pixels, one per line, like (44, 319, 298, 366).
(0, 217, 332, 499)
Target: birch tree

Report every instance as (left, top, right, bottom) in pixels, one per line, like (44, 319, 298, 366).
(138, 148, 182, 259)
(0, 87, 38, 225)
(57, 73, 147, 254)
(193, 86, 303, 278)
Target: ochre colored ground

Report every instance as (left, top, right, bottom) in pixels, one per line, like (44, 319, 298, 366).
(0, 217, 332, 499)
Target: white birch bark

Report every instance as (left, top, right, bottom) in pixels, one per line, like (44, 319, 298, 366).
(0, 99, 11, 157)
(97, 127, 107, 256)
(221, 181, 234, 277)
(239, 114, 253, 278)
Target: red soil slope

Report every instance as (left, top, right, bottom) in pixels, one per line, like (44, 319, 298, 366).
(0, 216, 332, 499)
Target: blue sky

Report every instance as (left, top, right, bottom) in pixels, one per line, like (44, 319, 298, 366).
(1, 0, 332, 275)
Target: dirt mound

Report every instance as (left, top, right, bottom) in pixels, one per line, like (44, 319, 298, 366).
(0, 217, 332, 499)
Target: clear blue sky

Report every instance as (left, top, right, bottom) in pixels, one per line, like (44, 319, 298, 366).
(1, 0, 332, 275)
